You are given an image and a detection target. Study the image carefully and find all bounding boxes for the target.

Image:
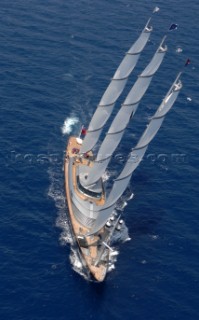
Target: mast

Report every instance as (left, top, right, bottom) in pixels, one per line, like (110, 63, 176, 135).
(79, 16, 154, 154)
(80, 37, 167, 187)
(87, 73, 183, 235)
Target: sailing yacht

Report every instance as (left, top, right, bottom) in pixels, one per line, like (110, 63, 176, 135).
(64, 12, 183, 281)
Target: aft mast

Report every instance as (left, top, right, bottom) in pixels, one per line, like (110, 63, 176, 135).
(87, 72, 183, 235)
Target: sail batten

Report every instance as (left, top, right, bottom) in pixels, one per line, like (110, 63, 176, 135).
(79, 20, 153, 154)
(82, 38, 167, 186)
(88, 74, 183, 235)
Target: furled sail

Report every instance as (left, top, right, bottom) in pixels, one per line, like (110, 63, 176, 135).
(88, 73, 183, 235)
(81, 38, 167, 187)
(79, 19, 153, 154)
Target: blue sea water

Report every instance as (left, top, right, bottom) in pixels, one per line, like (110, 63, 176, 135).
(0, 0, 199, 319)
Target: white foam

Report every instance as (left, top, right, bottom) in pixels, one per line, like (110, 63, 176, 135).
(176, 47, 183, 53)
(124, 237, 132, 242)
(150, 234, 159, 240)
(108, 264, 115, 272)
(69, 249, 89, 280)
(110, 250, 119, 257)
(70, 251, 83, 269)
(61, 117, 79, 135)
(127, 193, 134, 200)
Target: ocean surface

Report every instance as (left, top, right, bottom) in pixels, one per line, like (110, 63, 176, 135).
(0, 0, 198, 319)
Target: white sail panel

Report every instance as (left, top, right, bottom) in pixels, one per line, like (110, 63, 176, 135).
(118, 146, 148, 180)
(80, 22, 153, 154)
(97, 131, 124, 161)
(108, 103, 139, 133)
(114, 54, 140, 79)
(105, 174, 132, 208)
(155, 87, 181, 118)
(124, 76, 153, 105)
(137, 118, 164, 148)
(79, 130, 102, 154)
(124, 49, 167, 105)
(141, 45, 167, 77)
(127, 26, 152, 54)
(99, 78, 128, 106)
(88, 204, 115, 236)
(113, 27, 152, 79)
(111, 26, 152, 80)
(137, 86, 181, 148)
(86, 104, 115, 132)
(80, 103, 115, 153)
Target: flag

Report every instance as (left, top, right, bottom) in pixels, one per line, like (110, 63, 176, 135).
(79, 125, 87, 139)
(81, 127, 87, 136)
(169, 23, 178, 31)
(185, 58, 191, 66)
(153, 7, 160, 13)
